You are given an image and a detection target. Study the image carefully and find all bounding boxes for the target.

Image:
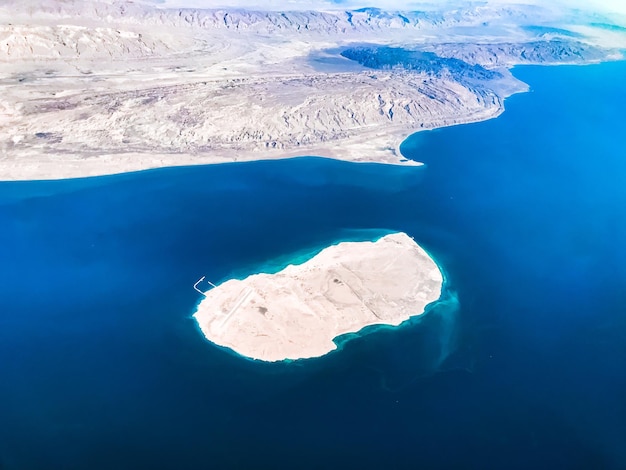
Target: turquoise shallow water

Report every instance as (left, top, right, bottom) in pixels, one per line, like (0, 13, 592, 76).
(0, 62, 625, 469)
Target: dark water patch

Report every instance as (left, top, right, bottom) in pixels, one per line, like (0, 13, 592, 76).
(590, 22, 626, 33)
(523, 25, 583, 38)
(340, 45, 500, 81)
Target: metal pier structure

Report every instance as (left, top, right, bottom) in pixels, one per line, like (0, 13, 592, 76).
(193, 276, 217, 296)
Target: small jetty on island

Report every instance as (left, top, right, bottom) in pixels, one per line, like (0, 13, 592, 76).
(193, 232, 443, 362)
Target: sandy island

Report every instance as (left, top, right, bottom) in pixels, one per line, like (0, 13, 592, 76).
(193, 232, 443, 362)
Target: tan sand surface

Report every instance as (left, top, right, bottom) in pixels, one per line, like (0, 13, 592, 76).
(193, 232, 443, 362)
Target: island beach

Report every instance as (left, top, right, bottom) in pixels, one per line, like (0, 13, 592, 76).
(193, 232, 443, 362)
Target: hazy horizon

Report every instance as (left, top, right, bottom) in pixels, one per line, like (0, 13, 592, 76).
(145, 0, 626, 16)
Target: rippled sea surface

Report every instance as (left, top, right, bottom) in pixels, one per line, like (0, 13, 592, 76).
(1, 62, 625, 469)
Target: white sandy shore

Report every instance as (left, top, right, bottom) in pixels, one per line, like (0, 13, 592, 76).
(193, 232, 443, 362)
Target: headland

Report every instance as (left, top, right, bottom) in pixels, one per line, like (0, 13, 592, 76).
(1, 1, 623, 180)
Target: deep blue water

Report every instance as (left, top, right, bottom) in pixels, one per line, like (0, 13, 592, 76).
(1, 62, 625, 469)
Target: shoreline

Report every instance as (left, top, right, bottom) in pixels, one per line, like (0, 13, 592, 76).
(0, 96, 509, 182)
(192, 297, 442, 365)
(193, 232, 444, 362)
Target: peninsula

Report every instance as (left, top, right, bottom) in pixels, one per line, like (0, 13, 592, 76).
(1, 0, 623, 180)
(193, 232, 443, 362)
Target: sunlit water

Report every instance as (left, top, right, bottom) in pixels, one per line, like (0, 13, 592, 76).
(0, 62, 625, 469)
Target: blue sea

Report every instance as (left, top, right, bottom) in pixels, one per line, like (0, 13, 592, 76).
(1, 62, 625, 469)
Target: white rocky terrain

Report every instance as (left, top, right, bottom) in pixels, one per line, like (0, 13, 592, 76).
(193, 232, 443, 362)
(0, 0, 623, 179)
